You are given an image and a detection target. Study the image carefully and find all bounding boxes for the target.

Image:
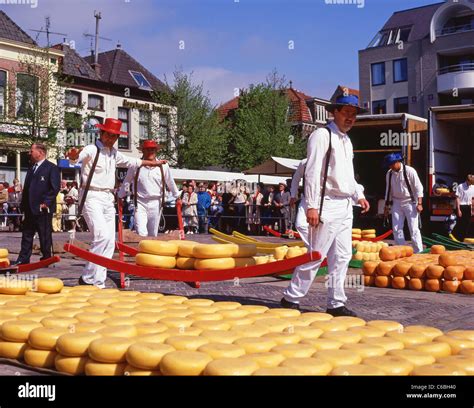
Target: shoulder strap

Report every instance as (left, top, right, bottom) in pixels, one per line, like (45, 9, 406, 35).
(319, 126, 332, 217)
(133, 163, 166, 209)
(159, 164, 166, 209)
(78, 144, 100, 216)
(386, 170, 393, 204)
(133, 166, 142, 208)
(402, 164, 416, 203)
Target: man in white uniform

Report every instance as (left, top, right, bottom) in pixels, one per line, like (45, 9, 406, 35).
(282, 93, 370, 316)
(383, 153, 424, 253)
(119, 139, 180, 237)
(68, 118, 166, 288)
(290, 158, 307, 241)
(454, 174, 474, 241)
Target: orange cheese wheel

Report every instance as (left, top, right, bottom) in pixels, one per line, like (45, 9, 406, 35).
(2, 320, 43, 342)
(176, 257, 196, 270)
(424, 279, 441, 292)
(430, 245, 445, 254)
(379, 247, 396, 261)
(0, 341, 28, 359)
(442, 280, 461, 293)
(391, 277, 409, 289)
(438, 253, 458, 268)
(126, 343, 175, 370)
(408, 278, 424, 291)
(56, 332, 103, 357)
(376, 262, 393, 276)
(363, 276, 375, 287)
(84, 360, 126, 376)
(362, 261, 379, 276)
(55, 355, 88, 375)
(426, 264, 445, 279)
(393, 262, 412, 277)
(460, 280, 474, 294)
(24, 347, 57, 368)
(375, 276, 391, 288)
(88, 338, 134, 363)
(28, 327, 68, 351)
(409, 265, 427, 279)
(464, 267, 474, 280)
(443, 266, 465, 281)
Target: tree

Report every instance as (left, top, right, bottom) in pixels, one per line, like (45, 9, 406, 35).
(153, 69, 228, 169)
(224, 71, 306, 171)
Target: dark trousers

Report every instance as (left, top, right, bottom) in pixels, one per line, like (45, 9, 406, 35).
(18, 211, 54, 263)
(453, 205, 472, 241)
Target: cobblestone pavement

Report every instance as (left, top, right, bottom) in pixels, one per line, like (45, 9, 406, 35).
(1, 232, 473, 375)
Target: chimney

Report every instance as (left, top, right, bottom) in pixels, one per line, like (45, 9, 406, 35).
(91, 62, 101, 76)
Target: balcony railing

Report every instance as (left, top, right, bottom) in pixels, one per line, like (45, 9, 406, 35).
(437, 22, 474, 36)
(438, 63, 474, 75)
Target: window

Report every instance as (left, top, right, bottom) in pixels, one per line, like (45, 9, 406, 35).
(371, 62, 385, 86)
(158, 114, 169, 142)
(372, 100, 386, 114)
(129, 71, 152, 91)
(16, 73, 38, 118)
(118, 108, 130, 150)
(394, 97, 409, 114)
(65, 90, 81, 107)
(88, 94, 103, 110)
(0, 71, 6, 116)
(397, 27, 411, 43)
(139, 110, 151, 140)
(393, 58, 408, 83)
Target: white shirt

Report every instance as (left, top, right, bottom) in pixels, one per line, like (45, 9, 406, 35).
(305, 121, 364, 210)
(290, 159, 306, 198)
(33, 158, 46, 172)
(456, 181, 474, 205)
(352, 183, 365, 206)
(77, 140, 142, 190)
(385, 164, 423, 202)
(119, 162, 179, 201)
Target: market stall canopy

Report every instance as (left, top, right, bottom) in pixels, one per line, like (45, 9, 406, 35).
(243, 157, 302, 176)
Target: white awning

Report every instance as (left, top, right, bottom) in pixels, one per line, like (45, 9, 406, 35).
(243, 156, 303, 176)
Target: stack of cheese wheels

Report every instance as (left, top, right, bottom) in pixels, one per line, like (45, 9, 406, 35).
(135, 240, 179, 269)
(352, 229, 362, 240)
(352, 241, 388, 262)
(362, 246, 474, 295)
(0, 248, 10, 267)
(0, 283, 473, 376)
(192, 243, 257, 270)
(361, 229, 377, 240)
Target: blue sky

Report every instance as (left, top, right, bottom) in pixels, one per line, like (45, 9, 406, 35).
(2, 0, 439, 104)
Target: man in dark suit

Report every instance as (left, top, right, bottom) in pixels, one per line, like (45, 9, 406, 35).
(14, 143, 60, 265)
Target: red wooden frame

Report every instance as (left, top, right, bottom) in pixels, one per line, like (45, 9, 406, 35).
(0, 256, 61, 273)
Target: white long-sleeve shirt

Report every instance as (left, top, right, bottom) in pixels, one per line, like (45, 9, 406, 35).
(385, 164, 423, 202)
(456, 181, 474, 205)
(119, 162, 179, 201)
(290, 159, 307, 198)
(304, 121, 364, 210)
(77, 140, 142, 190)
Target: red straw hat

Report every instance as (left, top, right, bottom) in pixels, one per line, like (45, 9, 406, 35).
(140, 139, 164, 150)
(96, 118, 128, 135)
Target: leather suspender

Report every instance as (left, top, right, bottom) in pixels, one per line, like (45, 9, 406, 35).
(133, 162, 166, 208)
(402, 163, 416, 203)
(77, 144, 100, 216)
(319, 126, 333, 218)
(386, 164, 415, 205)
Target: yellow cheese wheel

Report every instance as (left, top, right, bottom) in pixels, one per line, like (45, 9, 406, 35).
(0, 307, 31, 317)
(262, 332, 301, 345)
(135, 253, 176, 269)
(362, 356, 414, 375)
(223, 317, 255, 328)
(198, 343, 246, 359)
(193, 258, 235, 270)
(56, 332, 103, 357)
(459, 348, 474, 358)
(191, 320, 230, 331)
(436, 355, 474, 374)
(230, 324, 269, 338)
(404, 325, 443, 340)
(407, 341, 451, 358)
(164, 335, 209, 351)
(164, 327, 203, 337)
(34, 278, 64, 294)
(0, 248, 9, 257)
(310, 320, 348, 332)
(219, 309, 249, 319)
(96, 325, 137, 338)
(138, 240, 178, 256)
(0, 283, 30, 295)
(85, 359, 126, 376)
(40, 317, 79, 329)
(411, 363, 466, 376)
(321, 331, 362, 344)
(285, 247, 302, 259)
(133, 332, 171, 344)
(253, 366, 301, 375)
(204, 358, 259, 376)
(235, 305, 268, 315)
(271, 344, 316, 358)
(133, 322, 168, 336)
(446, 330, 474, 341)
(199, 330, 240, 344)
(71, 323, 106, 333)
(23, 347, 57, 368)
(300, 338, 343, 350)
(123, 365, 161, 376)
(159, 317, 193, 330)
(192, 244, 237, 259)
(1, 320, 42, 342)
(102, 317, 141, 327)
(233, 244, 258, 258)
(176, 257, 195, 270)
(55, 355, 88, 375)
(0, 341, 28, 359)
(160, 350, 213, 376)
(17, 312, 52, 323)
(74, 312, 107, 324)
(232, 257, 257, 268)
(24, 291, 48, 298)
(175, 242, 199, 258)
(88, 337, 134, 363)
(213, 301, 241, 310)
(273, 246, 289, 260)
(347, 326, 385, 338)
(278, 357, 332, 375)
(190, 313, 223, 322)
(28, 327, 68, 351)
(331, 364, 386, 376)
(341, 343, 386, 358)
(367, 320, 403, 333)
(245, 352, 285, 368)
(386, 331, 431, 347)
(360, 337, 404, 352)
(331, 316, 366, 328)
(387, 349, 436, 366)
(362, 229, 376, 235)
(125, 342, 175, 370)
(253, 256, 269, 265)
(51, 308, 82, 319)
(295, 312, 333, 324)
(265, 308, 301, 318)
(234, 337, 278, 353)
(314, 350, 362, 367)
(434, 335, 474, 354)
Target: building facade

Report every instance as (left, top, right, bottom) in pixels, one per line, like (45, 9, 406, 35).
(359, 0, 474, 117)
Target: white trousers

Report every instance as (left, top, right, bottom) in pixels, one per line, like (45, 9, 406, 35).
(135, 197, 161, 237)
(81, 191, 116, 288)
(391, 199, 423, 253)
(284, 197, 353, 309)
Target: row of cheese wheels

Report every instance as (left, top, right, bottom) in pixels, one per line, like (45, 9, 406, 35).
(0, 248, 9, 267)
(135, 240, 308, 270)
(0, 284, 473, 375)
(352, 229, 376, 240)
(351, 241, 389, 261)
(0, 277, 64, 296)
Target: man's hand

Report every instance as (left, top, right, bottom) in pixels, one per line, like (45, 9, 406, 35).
(358, 198, 370, 214)
(457, 210, 462, 218)
(290, 197, 296, 208)
(416, 204, 423, 213)
(143, 159, 167, 167)
(307, 208, 320, 227)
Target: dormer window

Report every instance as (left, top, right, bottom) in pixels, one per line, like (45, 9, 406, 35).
(367, 27, 411, 48)
(129, 70, 152, 91)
